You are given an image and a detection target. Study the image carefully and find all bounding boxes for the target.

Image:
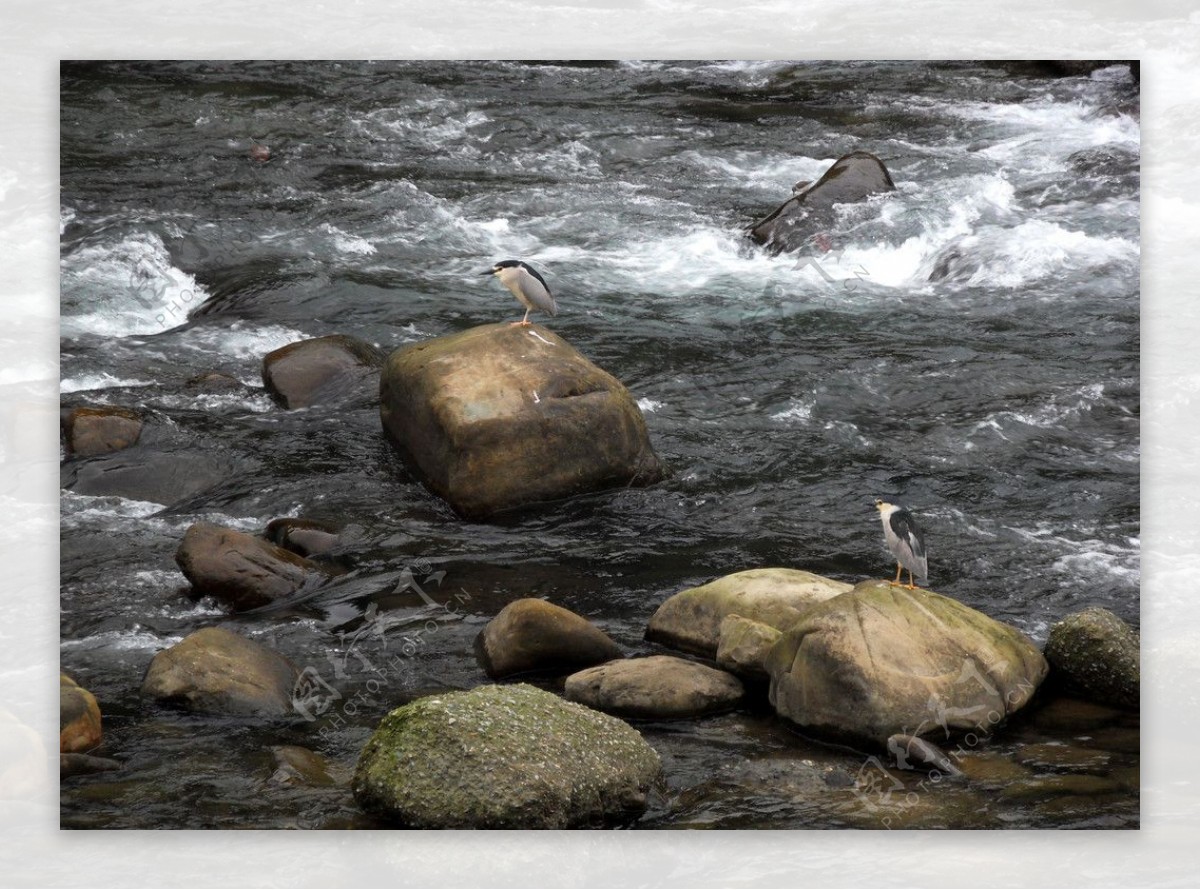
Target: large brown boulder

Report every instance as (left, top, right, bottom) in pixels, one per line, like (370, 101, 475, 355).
(141, 626, 300, 717)
(1044, 607, 1139, 709)
(474, 598, 623, 679)
(646, 568, 850, 659)
(175, 521, 325, 611)
(748, 150, 895, 253)
(766, 581, 1048, 746)
(60, 674, 102, 753)
(60, 406, 142, 458)
(379, 323, 663, 519)
(262, 334, 385, 409)
(715, 614, 782, 680)
(564, 655, 744, 719)
(353, 684, 661, 828)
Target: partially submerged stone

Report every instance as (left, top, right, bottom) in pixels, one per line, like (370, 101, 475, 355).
(141, 626, 300, 717)
(766, 581, 1048, 746)
(60, 406, 142, 458)
(1044, 607, 1139, 710)
(379, 323, 663, 519)
(60, 674, 102, 754)
(474, 598, 623, 679)
(262, 334, 385, 409)
(175, 521, 325, 611)
(352, 684, 661, 828)
(564, 655, 744, 719)
(646, 568, 850, 659)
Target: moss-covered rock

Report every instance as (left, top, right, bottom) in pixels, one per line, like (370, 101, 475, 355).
(766, 581, 1048, 746)
(1044, 607, 1139, 710)
(646, 568, 850, 659)
(715, 614, 783, 680)
(353, 684, 661, 828)
(379, 323, 663, 519)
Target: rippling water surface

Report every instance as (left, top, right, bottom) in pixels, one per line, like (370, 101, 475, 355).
(59, 60, 1140, 829)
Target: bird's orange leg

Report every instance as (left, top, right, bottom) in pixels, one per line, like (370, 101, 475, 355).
(905, 570, 919, 590)
(889, 563, 902, 586)
(509, 308, 532, 327)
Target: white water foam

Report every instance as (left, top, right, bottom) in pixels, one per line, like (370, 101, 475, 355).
(60, 231, 211, 339)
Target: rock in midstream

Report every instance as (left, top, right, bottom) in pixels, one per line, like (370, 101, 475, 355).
(352, 684, 662, 828)
(262, 334, 385, 409)
(563, 655, 744, 719)
(474, 597, 623, 679)
(379, 323, 663, 519)
(1044, 607, 1139, 710)
(141, 626, 301, 717)
(646, 567, 850, 659)
(766, 580, 1049, 746)
(60, 673, 102, 754)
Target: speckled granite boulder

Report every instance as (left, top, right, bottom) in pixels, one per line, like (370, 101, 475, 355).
(1044, 607, 1139, 710)
(352, 684, 661, 828)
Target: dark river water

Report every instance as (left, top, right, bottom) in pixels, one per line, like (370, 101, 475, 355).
(59, 60, 1139, 829)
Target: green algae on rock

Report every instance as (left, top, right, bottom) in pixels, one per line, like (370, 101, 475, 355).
(352, 684, 661, 828)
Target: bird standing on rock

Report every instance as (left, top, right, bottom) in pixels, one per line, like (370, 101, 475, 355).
(480, 259, 557, 327)
(874, 499, 928, 590)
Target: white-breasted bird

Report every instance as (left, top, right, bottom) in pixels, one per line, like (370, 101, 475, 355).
(480, 259, 557, 327)
(874, 498, 928, 590)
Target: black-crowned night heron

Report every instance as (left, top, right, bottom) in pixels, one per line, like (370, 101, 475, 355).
(480, 259, 557, 327)
(875, 499, 928, 590)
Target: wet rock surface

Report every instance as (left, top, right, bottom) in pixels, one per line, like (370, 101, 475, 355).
(564, 655, 744, 719)
(141, 626, 301, 717)
(766, 581, 1048, 745)
(61, 406, 143, 458)
(379, 323, 663, 518)
(474, 598, 623, 679)
(175, 521, 326, 611)
(1044, 607, 1139, 709)
(352, 684, 662, 828)
(646, 568, 850, 659)
(262, 334, 385, 409)
(60, 674, 103, 754)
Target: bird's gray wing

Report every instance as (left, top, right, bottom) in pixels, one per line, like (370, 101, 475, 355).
(520, 268, 557, 315)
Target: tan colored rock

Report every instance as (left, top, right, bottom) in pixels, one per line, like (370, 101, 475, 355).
(564, 655, 744, 719)
(474, 598, 623, 679)
(646, 568, 851, 658)
(141, 627, 300, 717)
(175, 521, 324, 611)
(379, 323, 663, 518)
(766, 581, 1048, 746)
(715, 614, 783, 680)
(60, 674, 102, 754)
(61, 406, 142, 458)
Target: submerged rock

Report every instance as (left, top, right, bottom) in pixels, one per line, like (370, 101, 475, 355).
(175, 521, 325, 611)
(60, 752, 121, 778)
(766, 581, 1048, 746)
(1044, 607, 1139, 709)
(269, 745, 341, 787)
(564, 655, 744, 719)
(352, 684, 661, 828)
(141, 626, 300, 717)
(60, 674, 102, 754)
(646, 568, 850, 659)
(748, 150, 895, 253)
(474, 598, 623, 679)
(264, 517, 342, 559)
(60, 406, 142, 458)
(886, 733, 963, 777)
(262, 334, 385, 409)
(379, 323, 663, 518)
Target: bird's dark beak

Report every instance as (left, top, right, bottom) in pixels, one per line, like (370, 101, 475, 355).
(479, 269, 495, 276)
